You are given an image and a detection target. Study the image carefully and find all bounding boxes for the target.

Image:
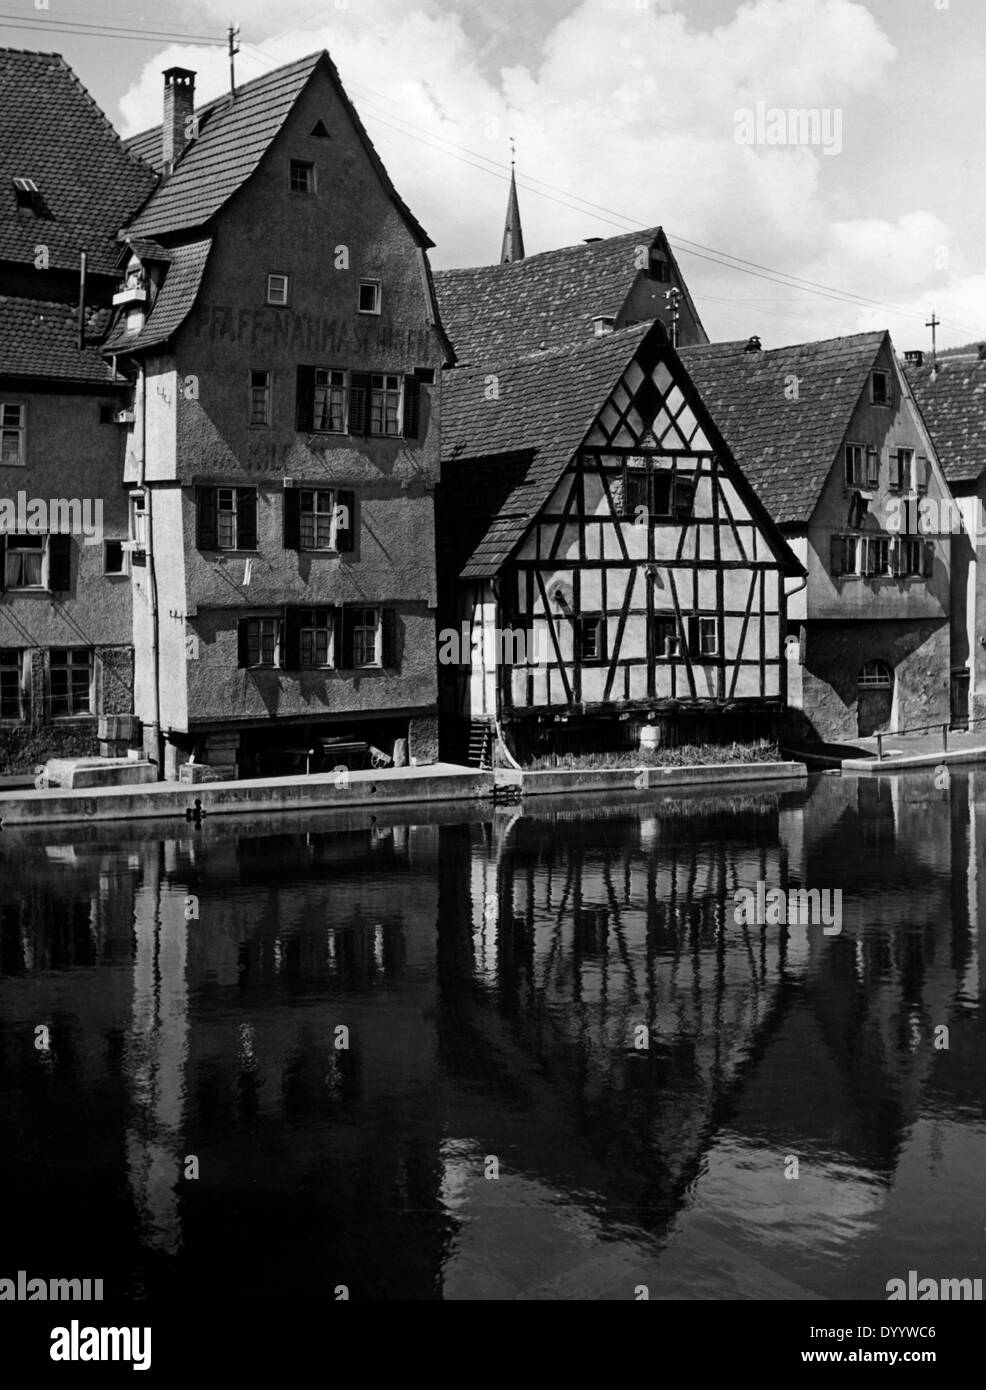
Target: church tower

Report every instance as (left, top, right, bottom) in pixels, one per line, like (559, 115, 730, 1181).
(500, 143, 525, 264)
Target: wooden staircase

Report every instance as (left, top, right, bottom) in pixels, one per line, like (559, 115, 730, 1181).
(467, 720, 493, 770)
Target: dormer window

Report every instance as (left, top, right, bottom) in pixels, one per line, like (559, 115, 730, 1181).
(113, 256, 148, 309)
(12, 177, 49, 216)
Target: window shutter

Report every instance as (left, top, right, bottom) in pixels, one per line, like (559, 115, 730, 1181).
(888, 453, 900, 493)
(381, 607, 397, 669)
(283, 607, 302, 671)
(673, 475, 696, 519)
(866, 448, 880, 488)
(623, 465, 648, 520)
(48, 534, 72, 592)
(889, 537, 900, 576)
(830, 534, 844, 577)
(0, 536, 5, 594)
(402, 375, 421, 438)
(348, 371, 371, 435)
(295, 365, 315, 432)
(237, 489, 257, 550)
(334, 489, 355, 552)
(283, 488, 301, 550)
(916, 456, 928, 494)
(924, 540, 935, 579)
(686, 614, 698, 653)
(338, 606, 354, 668)
(237, 620, 250, 668)
(197, 487, 218, 550)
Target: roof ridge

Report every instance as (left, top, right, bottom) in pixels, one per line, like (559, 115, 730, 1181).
(435, 225, 662, 275)
(123, 50, 325, 146)
(682, 329, 886, 356)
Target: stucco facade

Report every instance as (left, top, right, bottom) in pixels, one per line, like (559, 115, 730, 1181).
(115, 57, 450, 778)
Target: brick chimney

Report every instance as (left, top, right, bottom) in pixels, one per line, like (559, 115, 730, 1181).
(162, 67, 196, 175)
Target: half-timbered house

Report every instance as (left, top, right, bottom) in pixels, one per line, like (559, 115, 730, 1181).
(438, 320, 804, 763)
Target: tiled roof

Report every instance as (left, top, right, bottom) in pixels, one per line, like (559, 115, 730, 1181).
(433, 228, 664, 364)
(104, 238, 212, 354)
(904, 354, 986, 484)
(118, 237, 173, 266)
(124, 51, 432, 247)
(0, 292, 116, 383)
(443, 322, 652, 576)
(0, 48, 157, 275)
(679, 331, 887, 526)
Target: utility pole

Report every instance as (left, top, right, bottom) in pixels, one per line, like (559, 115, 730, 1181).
(228, 24, 240, 98)
(926, 311, 940, 371)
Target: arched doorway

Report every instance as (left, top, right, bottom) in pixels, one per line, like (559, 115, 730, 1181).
(857, 659, 894, 737)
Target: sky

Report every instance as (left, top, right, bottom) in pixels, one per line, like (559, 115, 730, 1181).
(3, 0, 983, 349)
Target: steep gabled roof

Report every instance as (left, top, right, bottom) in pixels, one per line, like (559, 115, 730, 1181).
(679, 331, 887, 527)
(0, 48, 157, 275)
(103, 238, 212, 355)
(0, 292, 116, 384)
(904, 354, 986, 484)
(433, 226, 705, 365)
(443, 321, 803, 580)
(123, 50, 432, 247)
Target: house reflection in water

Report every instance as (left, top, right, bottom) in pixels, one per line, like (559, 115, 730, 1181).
(0, 772, 984, 1300)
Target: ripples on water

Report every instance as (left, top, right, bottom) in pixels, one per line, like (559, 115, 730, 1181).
(1, 769, 984, 1300)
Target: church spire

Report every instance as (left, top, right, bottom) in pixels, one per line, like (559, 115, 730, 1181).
(500, 139, 525, 264)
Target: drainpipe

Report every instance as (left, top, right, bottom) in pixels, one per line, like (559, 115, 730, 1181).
(136, 364, 163, 774)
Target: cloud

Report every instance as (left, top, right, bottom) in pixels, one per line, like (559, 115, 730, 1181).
(115, 0, 976, 347)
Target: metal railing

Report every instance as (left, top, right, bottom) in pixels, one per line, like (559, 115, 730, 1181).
(875, 712, 986, 761)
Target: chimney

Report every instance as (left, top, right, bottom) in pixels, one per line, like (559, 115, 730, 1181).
(744, 335, 762, 353)
(978, 344, 986, 361)
(905, 349, 924, 367)
(162, 67, 196, 175)
(593, 315, 616, 337)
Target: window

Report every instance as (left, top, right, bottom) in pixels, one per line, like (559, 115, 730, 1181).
(250, 370, 271, 426)
(648, 254, 670, 283)
(49, 649, 91, 716)
(104, 540, 127, 575)
(1, 402, 25, 466)
(197, 487, 258, 551)
(313, 368, 347, 432)
(0, 650, 26, 720)
(351, 606, 379, 666)
(285, 487, 354, 552)
(576, 615, 605, 663)
(858, 659, 893, 689)
(358, 280, 381, 314)
(239, 617, 281, 669)
(891, 448, 913, 493)
(833, 533, 894, 578)
(4, 534, 44, 588)
(131, 494, 147, 546)
(299, 489, 345, 549)
(654, 616, 682, 658)
(369, 373, 402, 436)
(299, 608, 334, 668)
(914, 455, 929, 495)
(866, 447, 879, 488)
(98, 403, 117, 425)
(623, 457, 696, 521)
(863, 536, 890, 577)
(289, 160, 315, 194)
(871, 371, 891, 406)
(296, 368, 420, 438)
(899, 538, 923, 576)
(696, 616, 719, 656)
(266, 273, 290, 306)
(845, 443, 865, 487)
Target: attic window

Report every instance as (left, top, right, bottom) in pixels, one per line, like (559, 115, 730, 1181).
(310, 120, 331, 138)
(267, 272, 290, 306)
(289, 160, 315, 194)
(12, 177, 48, 215)
(647, 253, 670, 283)
(871, 370, 891, 406)
(358, 280, 381, 315)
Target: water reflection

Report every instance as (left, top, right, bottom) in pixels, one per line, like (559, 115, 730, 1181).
(1, 770, 984, 1300)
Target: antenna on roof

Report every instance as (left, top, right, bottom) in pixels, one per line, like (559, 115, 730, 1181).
(228, 24, 240, 98)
